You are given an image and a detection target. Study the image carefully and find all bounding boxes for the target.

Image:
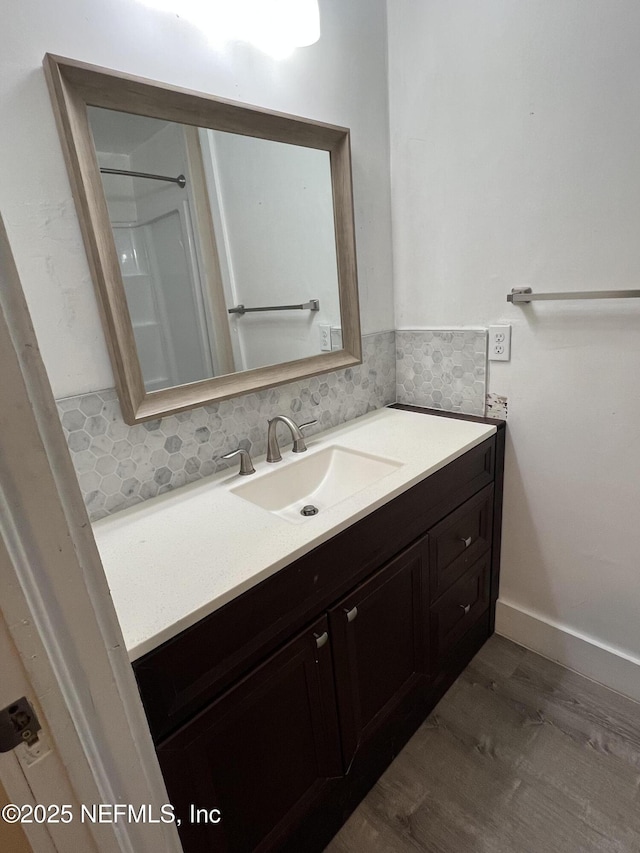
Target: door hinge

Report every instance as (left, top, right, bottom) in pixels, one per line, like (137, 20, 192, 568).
(0, 697, 42, 752)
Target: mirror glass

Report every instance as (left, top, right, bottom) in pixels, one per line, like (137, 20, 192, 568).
(87, 107, 343, 392)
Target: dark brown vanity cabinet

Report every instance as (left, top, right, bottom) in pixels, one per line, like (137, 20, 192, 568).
(157, 544, 430, 853)
(134, 408, 505, 853)
(157, 615, 342, 853)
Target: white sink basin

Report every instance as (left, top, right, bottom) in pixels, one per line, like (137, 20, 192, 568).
(231, 445, 404, 523)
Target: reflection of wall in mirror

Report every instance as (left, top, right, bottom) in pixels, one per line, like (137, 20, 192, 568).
(200, 130, 342, 372)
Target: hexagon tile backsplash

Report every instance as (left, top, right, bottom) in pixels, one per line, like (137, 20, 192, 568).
(57, 331, 397, 522)
(396, 330, 487, 416)
(58, 329, 491, 521)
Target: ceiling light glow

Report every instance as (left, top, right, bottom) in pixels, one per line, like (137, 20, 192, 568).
(138, 0, 320, 59)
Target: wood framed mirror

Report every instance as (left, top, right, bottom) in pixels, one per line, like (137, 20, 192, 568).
(44, 55, 362, 424)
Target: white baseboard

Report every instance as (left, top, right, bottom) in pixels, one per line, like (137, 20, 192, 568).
(495, 599, 640, 703)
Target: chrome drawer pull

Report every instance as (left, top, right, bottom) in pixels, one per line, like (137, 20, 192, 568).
(460, 536, 472, 548)
(315, 631, 329, 649)
(459, 603, 471, 615)
(345, 606, 358, 623)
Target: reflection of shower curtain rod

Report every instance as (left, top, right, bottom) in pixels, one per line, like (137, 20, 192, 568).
(99, 167, 186, 188)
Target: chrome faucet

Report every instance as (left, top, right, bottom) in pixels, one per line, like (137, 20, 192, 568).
(266, 416, 317, 463)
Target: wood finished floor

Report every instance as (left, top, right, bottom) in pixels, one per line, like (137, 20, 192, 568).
(325, 635, 640, 853)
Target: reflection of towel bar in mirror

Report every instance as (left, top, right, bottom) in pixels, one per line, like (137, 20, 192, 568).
(99, 167, 186, 188)
(228, 299, 320, 316)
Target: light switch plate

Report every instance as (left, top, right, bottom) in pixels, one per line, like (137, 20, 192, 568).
(488, 325, 511, 361)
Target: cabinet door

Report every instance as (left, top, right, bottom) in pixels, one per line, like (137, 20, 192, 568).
(329, 539, 428, 767)
(157, 615, 342, 853)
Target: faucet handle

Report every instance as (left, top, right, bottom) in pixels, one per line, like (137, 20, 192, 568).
(220, 447, 255, 476)
(292, 420, 317, 453)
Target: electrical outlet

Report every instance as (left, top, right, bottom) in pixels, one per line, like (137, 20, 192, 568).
(489, 325, 511, 361)
(319, 324, 332, 352)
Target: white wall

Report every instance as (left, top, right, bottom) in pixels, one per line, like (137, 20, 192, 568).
(208, 132, 340, 370)
(389, 0, 640, 694)
(0, 0, 393, 398)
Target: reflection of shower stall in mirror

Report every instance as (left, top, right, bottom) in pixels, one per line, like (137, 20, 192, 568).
(92, 112, 236, 392)
(111, 207, 216, 392)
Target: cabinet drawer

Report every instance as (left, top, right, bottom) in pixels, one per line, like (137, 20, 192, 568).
(429, 553, 490, 666)
(429, 484, 493, 602)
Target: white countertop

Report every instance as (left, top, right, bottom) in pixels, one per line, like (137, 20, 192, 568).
(92, 407, 496, 661)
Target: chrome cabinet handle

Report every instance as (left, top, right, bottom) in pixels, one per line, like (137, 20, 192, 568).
(345, 606, 358, 623)
(315, 631, 328, 649)
(220, 447, 255, 475)
(459, 603, 471, 615)
(460, 536, 472, 548)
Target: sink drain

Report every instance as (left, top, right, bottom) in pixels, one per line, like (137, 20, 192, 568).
(300, 504, 319, 517)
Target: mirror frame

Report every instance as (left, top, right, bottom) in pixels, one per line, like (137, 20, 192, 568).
(43, 54, 362, 424)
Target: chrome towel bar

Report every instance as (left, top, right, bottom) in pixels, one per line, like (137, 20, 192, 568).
(508, 286, 640, 303)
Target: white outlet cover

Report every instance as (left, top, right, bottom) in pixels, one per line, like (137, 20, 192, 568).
(319, 324, 332, 352)
(489, 325, 511, 361)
